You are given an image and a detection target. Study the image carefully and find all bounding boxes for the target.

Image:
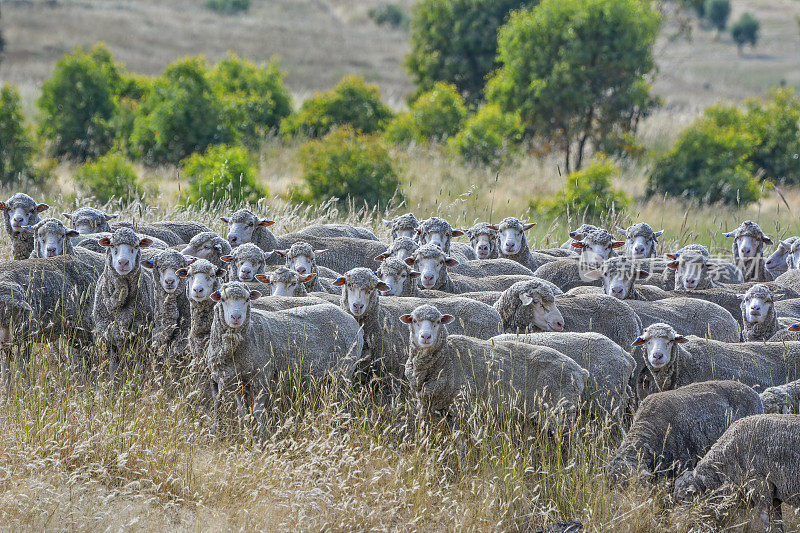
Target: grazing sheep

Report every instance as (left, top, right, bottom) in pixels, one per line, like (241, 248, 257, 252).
(773, 269, 800, 294)
(451, 258, 535, 278)
(627, 297, 739, 342)
(374, 236, 419, 263)
(535, 229, 625, 292)
(465, 222, 499, 259)
(27, 218, 80, 258)
(375, 256, 420, 297)
(299, 223, 378, 241)
(617, 222, 663, 259)
(220, 242, 273, 283)
(1, 193, 49, 260)
(560, 224, 598, 249)
(384, 212, 419, 242)
(142, 249, 196, 365)
(739, 284, 792, 342)
(150, 220, 213, 243)
(724, 220, 774, 282)
(222, 208, 277, 251)
(254, 267, 314, 297)
(674, 414, 800, 533)
(556, 293, 644, 350)
(62, 206, 116, 234)
(273, 241, 338, 293)
(416, 216, 475, 263)
(494, 331, 635, 420)
(493, 279, 565, 334)
(275, 233, 388, 274)
(632, 323, 800, 396)
(181, 231, 232, 269)
(495, 217, 540, 270)
(206, 282, 364, 435)
(609, 381, 763, 483)
(401, 304, 589, 421)
(765, 237, 800, 276)
(759, 380, 800, 414)
(92, 228, 156, 377)
(584, 256, 655, 300)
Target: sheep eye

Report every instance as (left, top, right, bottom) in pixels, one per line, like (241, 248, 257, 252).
(247, 222, 253, 227)
(290, 282, 296, 287)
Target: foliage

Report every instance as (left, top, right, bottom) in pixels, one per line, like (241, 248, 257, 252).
(682, 0, 705, 16)
(368, 4, 409, 29)
(0, 84, 37, 186)
(181, 144, 265, 205)
(742, 88, 800, 185)
(732, 13, 759, 51)
(37, 43, 121, 160)
(406, 0, 538, 105)
(535, 157, 630, 222)
(295, 127, 402, 207)
(487, 0, 661, 173)
(205, 0, 250, 14)
(704, 0, 730, 32)
(448, 103, 523, 167)
(280, 75, 393, 138)
(74, 151, 142, 204)
(210, 54, 293, 147)
(647, 118, 760, 206)
(385, 82, 467, 144)
(129, 56, 235, 165)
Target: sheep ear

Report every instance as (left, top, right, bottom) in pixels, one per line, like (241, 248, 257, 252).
(66, 229, 80, 238)
(139, 237, 154, 248)
(142, 259, 155, 269)
(444, 257, 459, 267)
(383, 219, 393, 228)
(631, 337, 647, 347)
(215, 268, 226, 278)
(583, 269, 603, 280)
(21, 225, 35, 234)
(612, 241, 626, 249)
(220, 217, 231, 224)
(571, 242, 585, 249)
(763, 236, 774, 246)
(415, 228, 422, 235)
(440, 314, 456, 325)
(451, 229, 465, 237)
(788, 324, 800, 332)
(667, 261, 679, 269)
(36, 203, 50, 213)
(176, 268, 189, 278)
(259, 219, 275, 227)
(333, 276, 346, 286)
(98, 237, 112, 247)
(674, 335, 689, 344)
(404, 257, 416, 266)
(723, 231, 735, 238)
(409, 270, 421, 278)
(220, 255, 233, 263)
(210, 291, 222, 302)
(249, 290, 262, 300)
(62, 212, 73, 220)
(185, 257, 198, 265)
(399, 314, 413, 324)
(301, 273, 317, 283)
(0, 202, 7, 211)
(519, 293, 535, 306)
(654, 230, 664, 239)
(104, 213, 118, 221)
(486, 224, 499, 231)
(666, 253, 679, 260)
(522, 223, 536, 231)
(774, 292, 785, 302)
(273, 249, 287, 258)
(313, 248, 328, 257)
(634, 270, 650, 280)
(616, 226, 628, 237)
(376, 281, 391, 292)
(254, 273, 270, 283)
(374, 253, 389, 262)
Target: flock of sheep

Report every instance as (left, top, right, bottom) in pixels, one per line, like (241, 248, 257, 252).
(2, 191, 800, 530)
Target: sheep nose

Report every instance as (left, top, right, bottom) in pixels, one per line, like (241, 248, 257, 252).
(165, 279, 176, 287)
(193, 286, 204, 295)
(652, 352, 664, 361)
(741, 247, 751, 255)
(634, 246, 645, 255)
(553, 320, 564, 331)
(228, 234, 238, 244)
(118, 258, 129, 268)
(611, 287, 623, 295)
(12, 216, 23, 225)
(686, 278, 695, 284)
(420, 333, 432, 343)
(230, 313, 242, 322)
(46, 247, 57, 256)
(751, 304, 761, 312)
(295, 266, 306, 274)
(423, 274, 434, 282)
(478, 244, 488, 252)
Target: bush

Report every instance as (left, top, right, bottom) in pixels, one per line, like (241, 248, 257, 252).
(368, 4, 409, 29)
(205, 0, 250, 14)
(742, 88, 800, 185)
(74, 151, 142, 204)
(732, 13, 760, 52)
(129, 57, 235, 165)
(647, 119, 760, 206)
(37, 44, 120, 160)
(0, 84, 37, 186)
(448, 104, 523, 167)
(281, 75, 393, 138)
(210, 54, 293, 147)
(536, 157, 630, 223)
(704, 0, 730, 32)
(295, 127, 402, 207)
(385, 82, 467, 144)
(181, 144, 265, 205)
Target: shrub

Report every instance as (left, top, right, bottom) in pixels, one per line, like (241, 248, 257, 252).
(74, 151, 142, 204)
(742, 88, 800, 185)
(647, 119, 759, 206)
(536, 157, 630, 223)
(295, 127, 402, 207)
(210, 54, 293, 147)
(37, 44, 120, 160)
(181, 144, 265, 206)
(129, 56, 235, 165)
(385, 82, 467, 144)
(368, 4, 409, 29)
(281, 75, 393, 138)
(732, 13, 760, 52)
(205, 0, 250, 14)
(448, 104, 523, 167)
(704, 0, 730, 32)
(0, 84, 37, 186)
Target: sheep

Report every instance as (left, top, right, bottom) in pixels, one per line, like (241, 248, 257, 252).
(492, 279, 565, 334)
(63, 207, 184, 245)
(616, 222, 663, 259)
(401, 304, 589, 421)
(221, 208, 277, 251)
(583, 255, 658, 300)
(765, 236, 800, 276)
(149, 220, 213, 243)
(555, 293, 644, 350)
(142, 249, 196, 366)
(560, 223, 598, 249)
(627, 297, 740, 343)
(759, 379, 800, 413)
(273, 241, 339, 293)
(465, 222, 499, 259)
(375, 256, 420, 297)
(251, 295, 331, 312)
(416, 216, 476, 263)
(451, 258, 535, 278)
(299, 223, 379, 241)
(739, 283, 793, 342)
(220, 242, 273, 283)
(673, 414, 800, 533)
(632, 323, 800, 396)
(494, 331, 635, 420)
(254, 266, 315, 297)
(374, 236, 419, 263)
(609, 380, 764, 483)
(383, 212, 419, 242)
(724, 220, 774, 282)
(206, 282, 364, 435)
(92, 228, 156, 377)
(773, 268, 800, 294)
(27, 218, 80, 258)
(534, 229, 625, 292)
(275, 233, 389, 274)
(181, 231, 232, 269)
(1, 193, 49, 260)
(494, 217, 543, 271)
(114, 220, 199, 246)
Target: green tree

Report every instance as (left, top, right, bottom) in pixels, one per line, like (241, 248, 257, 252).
(210, 54, 293, 147)
(369, 4, 409, 29)
(205, 0, 250, 14)
(37, 44, 121, 160)
(181, 144, 265, 205)
(406, 0, 538, 104)
(732, 13, 760, 53)
(704, 0, 730, 32)
(0, 84, 36, 185)
(448, 103, 523, 167)
(487, 0, 660, 172)
(385, 82, 467, 144)
(280, 75, 393, 138)
(129, 56, 235, 165)
(296, 127, 402, 207)
(742, 88, 800, 185)
(74, 151, 142, 204)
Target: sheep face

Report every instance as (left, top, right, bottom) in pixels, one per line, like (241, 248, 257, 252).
(408, 245, 458, 290)
(786, 241, 800, 271)
(378, 237, 418, 262)
(30, 219, 78, 257)
(521, 292, 564, 332)
(221, 243, 269, 282)
(740, 285, 780, 325)
(144, 252, 195, 294)
(400, 305, 454, 348)
(286, 248, 325, 276)
(632, 324, 688, 370)
(181, 262, 225, 303)
(376, 258, 419, 296)
(673, 471, 699, 503)
(760, 387, 791, 414)
(590, 257, 645, 300)
(334, 269, 389, 318)
(1, 194, 49, 234)
(466, 224, 497, 259)
(384, 213, 419, 241)
(725, 221, 772, 259)
(417, 217, 463, 252)
(99, 229, 152, 276)
(221, 209, 274, 248)
(497, 219, 534, 256)
(669, 252, 709, 291)
(182, 232, 231, 262)
(618, 223, 663, 259)
(765, 241, 793, 273)
(63, 207, 116, 234)
(572, 230, 623, 269)
(256, 268, 311, 297)
(211, 284, 261, 329)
